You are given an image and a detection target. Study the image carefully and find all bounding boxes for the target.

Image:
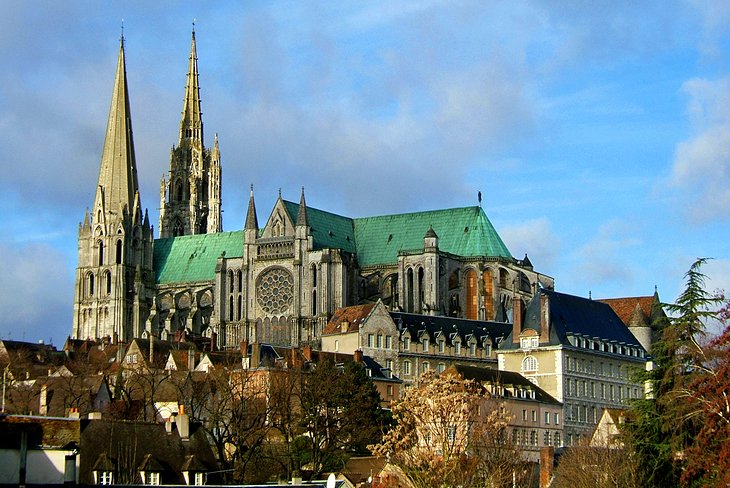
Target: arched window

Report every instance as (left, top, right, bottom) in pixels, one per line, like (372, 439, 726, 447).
(98, 241, 104, 266)
(88, 273, 95, 296)
(311, 265, 317, 288)
(418, 267, 424, 312)
(228, 270, 234, 293)
(407, 268, 414, 312)
(237, 295, 243, 321)
(175, 180, 183, 202)
(115, 240, 123, 264)
(228, 296, 234, 321)
(237, 270, 243, 292)
(522, 356, 538, 372)
(311, 290, 317, 316)
(466, 269, 477, 320)
(105, 271, 112, 294)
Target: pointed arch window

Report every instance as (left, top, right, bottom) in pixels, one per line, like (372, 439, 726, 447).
(237, 295, 243, 321)
(466, 269, 477, 320)
(228, 296, 234, 322)
(105, 271, 112, 295)
(88, 273, 95, 296)
(228, 270, 234, 293)
(116, 240, 123, 264)
(237, 270, 243, 292)
(98, 241, 104, 266)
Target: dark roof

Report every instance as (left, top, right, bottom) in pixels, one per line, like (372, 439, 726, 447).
(391, 312, 512, 348)
(503, 289, 644, 350)
(78, 419, 218, 484)
(450, 364, 561, 405)
(0, 415, 80, 449)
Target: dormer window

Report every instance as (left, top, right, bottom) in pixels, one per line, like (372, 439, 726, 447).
(403, 337, 410, 351)
(454, 341, 461, 355)
(520, 336, 539, 349)
(438, 339, 445, 353)
(422, 339, 429, 352)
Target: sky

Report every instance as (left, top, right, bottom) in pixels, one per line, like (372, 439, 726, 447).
(1, 1, 729, 345)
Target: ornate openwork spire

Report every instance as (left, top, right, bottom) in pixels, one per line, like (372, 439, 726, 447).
(179, 29, 203, 144)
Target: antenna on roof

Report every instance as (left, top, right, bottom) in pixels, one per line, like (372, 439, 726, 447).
(478, 190, 482, 207)
(589, 290, 592, 300)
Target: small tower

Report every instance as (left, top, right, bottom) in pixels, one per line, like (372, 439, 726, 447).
(159, 29, 222, 237)
(72, 37, 154, 342)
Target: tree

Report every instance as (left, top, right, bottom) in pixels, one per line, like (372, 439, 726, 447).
(624, 258, 727, 487)
(370, 370, 527, 488)
(551, 441, 640, 488)
(297, 359, 386, 478)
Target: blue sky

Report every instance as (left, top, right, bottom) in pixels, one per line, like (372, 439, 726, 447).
(1, 1, 729, 345)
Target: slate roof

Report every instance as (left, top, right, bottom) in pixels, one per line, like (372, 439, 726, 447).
(449, 364, 561, 405)
(0, 415, 81, 449)
(153, 202, 512, 285)
(502, 289, 645, 350)
(154, 230, 243, 284)
(391, 312, 512, 349)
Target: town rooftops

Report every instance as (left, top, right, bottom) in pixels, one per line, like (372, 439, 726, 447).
(391, 311, 513, 349)
(449, 364, 561, 405)
(322, 303, 377, 335)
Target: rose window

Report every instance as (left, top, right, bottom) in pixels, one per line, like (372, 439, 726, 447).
(256, 268, 294, 315)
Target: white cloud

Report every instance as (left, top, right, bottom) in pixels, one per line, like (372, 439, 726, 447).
(500, 218, 559, 270)
(574, 219, 642, 286)
(0, 242, 73, 344)
(670, 77, 730, 222)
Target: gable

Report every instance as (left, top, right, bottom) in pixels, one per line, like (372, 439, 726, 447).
(262, 199, 296, 239)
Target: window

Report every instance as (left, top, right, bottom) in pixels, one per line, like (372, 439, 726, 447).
(454, 342, 461, 355)
(146, 472, 160, 485)
(403, 337, 410, 350)
(98, 241, 104, 266)
(544, 431, 550, 446)
(438, 340, 445, 353)
(469, 342, 476, 356)
(334, 340, 339, 352)
(377, 334, 383, 348)
(403, 360, 411, 376)
(422, 362, 430, 373)
(522, 409, 527, 421)
(522, 356, 538, 372)
(115, 239, 123, 264)
(530, 430, 538, 446)
(532, 410, 537, 422)
(545, 412, 550, 424)
(387, 385, 394, 397)
(105, 271, 112, 294)
(447, 425, 457, 443)
(437, 363, 446, 373)
(88, 273, 95, 296)
(368, 334, 374, 348)
(386, 359, 393, 377)
(99, 471, 113, 485)
(385, 336, 392, 349)
(194, 472, 205, 485)
(554, 432, 561, 447)
(422, 339, 429, 352)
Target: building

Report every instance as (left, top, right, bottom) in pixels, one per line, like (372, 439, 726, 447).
(498, 289, 649, 445)
(71, 31, 551, 351)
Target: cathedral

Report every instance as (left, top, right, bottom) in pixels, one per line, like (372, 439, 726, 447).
(72, 32, 553, 349)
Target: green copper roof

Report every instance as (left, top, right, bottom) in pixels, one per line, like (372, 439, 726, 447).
(154, 231, 243, 284)
(353, 206, 512, 267)
(282, 200, 356, 253)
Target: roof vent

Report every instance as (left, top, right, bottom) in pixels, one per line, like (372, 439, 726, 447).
(329, 231, 333, 237)
(464, 226, 469, 233)
(387, 234, 393, 242)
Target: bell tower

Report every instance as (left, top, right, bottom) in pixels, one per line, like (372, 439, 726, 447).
(72, 36, 154, 342)
(159, 29, 222, 237)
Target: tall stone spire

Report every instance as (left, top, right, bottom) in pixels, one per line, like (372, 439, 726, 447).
(93, 37, 140, 223)
(180, 28, 203, 145)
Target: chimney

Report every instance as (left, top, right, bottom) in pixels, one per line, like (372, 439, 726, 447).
(354, 349, 364, 363)
(187, 348, 195, 371)
(539, 293, 550, 344)
(303, 344, 312, 361)
(251, 342, 260, 368)
(40, 384, 48, 416)
(210, 331, 217, 351)
(512, 299, 523, 344)
(165, 417, 173, 434)
(68, 407, 80, 419)
(240, 340, 249, 358)
(540, 446, 555, 488)
(177, 404, 189, 440)
(149, 333, 155, 366)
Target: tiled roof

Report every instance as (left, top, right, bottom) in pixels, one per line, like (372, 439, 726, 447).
(353, 205, 512, 267)
(153, 231, 243, 284)
(598, 296, 657, 327)
(322, 303, 376, 335)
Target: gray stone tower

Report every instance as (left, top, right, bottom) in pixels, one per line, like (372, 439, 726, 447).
(159, 29, 222, 237)
(72, 37, 154, 342)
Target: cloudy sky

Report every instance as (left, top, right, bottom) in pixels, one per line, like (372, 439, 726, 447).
(1, 1, 729, 344)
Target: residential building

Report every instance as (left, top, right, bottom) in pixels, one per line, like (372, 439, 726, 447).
(498, 289, 648, 445)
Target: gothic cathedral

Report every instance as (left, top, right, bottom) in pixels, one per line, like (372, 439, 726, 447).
(72, 32, 553, 348)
